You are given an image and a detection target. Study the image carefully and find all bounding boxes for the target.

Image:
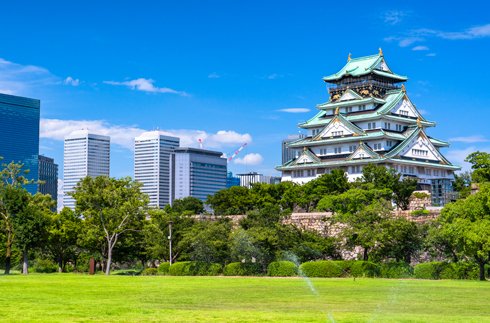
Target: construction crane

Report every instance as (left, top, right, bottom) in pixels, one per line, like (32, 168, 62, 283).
(198, 139, 247, 163)
(227, 143, 247, 163)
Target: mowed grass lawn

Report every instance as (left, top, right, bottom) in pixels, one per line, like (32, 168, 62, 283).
(1, 274, 490, 322)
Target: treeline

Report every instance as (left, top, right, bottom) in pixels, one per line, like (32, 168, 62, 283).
(1, 151, 490, 280)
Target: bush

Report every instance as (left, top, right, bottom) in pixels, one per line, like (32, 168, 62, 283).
(440, 263, 479, 280)
(141, 268, 158, 276)
(223, 262, 262, 276)
(157, 262, 170, 275)
(169, 261, 222, 276)
(378, 262, 413, 278)
(63, 264, 74, 273)
(32, 259, 57, 273)
(414, 262, 445, 279)
(348, 261, 378, 278)
(299, 261, 347, 278)
(267, 261, 298, 277)
(411, 209, 430, 215)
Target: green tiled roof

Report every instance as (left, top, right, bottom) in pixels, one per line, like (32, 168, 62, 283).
(317, 96, 386, 110)
(429, 137, 450, 147)
(322, 53, 408, 82)
(347, 142, 379, 160)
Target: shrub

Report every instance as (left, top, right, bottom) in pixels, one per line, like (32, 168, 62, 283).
(348, 261, 378, 278)
(440, 263, 479, 280)
(157, 262, 170, 275)
(63, 264, 74, 273)
(414, 262, 446, 279)
(169, 262, 222, 276)
(141, 268, 158, 276)
(411, 209, 430, 215)
(267, 261, 298, 277)
(299, 261, 347, 278)
(223, 262, 262, 276)
(32, 259, 57, 273)
(378, 262, 413, 278)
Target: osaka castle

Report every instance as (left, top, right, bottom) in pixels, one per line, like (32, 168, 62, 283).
(276, 49, 461, 197)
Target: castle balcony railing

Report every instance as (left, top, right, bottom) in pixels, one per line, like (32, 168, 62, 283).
(327, 80, 400, 93)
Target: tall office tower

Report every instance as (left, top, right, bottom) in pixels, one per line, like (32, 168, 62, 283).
(281, 134, 306, 164)
(169, 148, 227, 207)
(38, 155, 58, 202)
(0, 93, 40, 195)
(63, 130, 110, 210)
(134, 131, 180, 209)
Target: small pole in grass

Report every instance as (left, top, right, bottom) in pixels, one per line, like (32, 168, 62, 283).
(168, 221, 173, 266)
(89, 258, 95, 275)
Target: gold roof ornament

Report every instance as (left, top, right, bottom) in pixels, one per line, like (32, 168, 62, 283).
(379, 47, 383, 56)
(347, 53, 351, 61)
(401, 84, 406, 92)
(303, 147, 306, 151)
(335, 107, 339, 115)
(417, 117, 422, 128)
(359, 141, 363, 145)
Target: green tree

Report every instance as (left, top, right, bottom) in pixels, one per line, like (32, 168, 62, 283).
(371, 216, 422, 263)
(429, 183, 490, 280)
(318, 185, 393, 260)
(46, 207, 83, 273)
(362, 163, 418, 210)
(172, 196, 205, 215)
(13, 192, 53, 274)
(0, 161, 36, 274)
(70, 175, 149, 275)
(144, 209, 197, 263)
(206, 185, 253, 215)
(465, 151, 490, 183)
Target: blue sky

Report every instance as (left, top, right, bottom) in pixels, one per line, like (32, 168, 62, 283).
(1, 1, 489, 180)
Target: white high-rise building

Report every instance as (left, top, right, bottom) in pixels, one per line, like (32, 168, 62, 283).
(134, 131, 180, 209)
(63, 130, 110, 210)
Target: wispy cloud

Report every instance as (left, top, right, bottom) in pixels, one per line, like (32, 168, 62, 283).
(104, 78, 188, 96)
(383, 11, 407, 25)
(0, 57, 58, 94)
(40, 118, 251, 150)
(446, 146, 490, 171)
(63, 76, 80, 86)
(277, 108, 310, 113)
(417, 109, 429, 115)
(268, 74, 278, 79)
(208, 72, 219, 78)
(426, 53, 436, 57)
(385, 23, 490, 48)
(412, 46, 429, 51)
(233, 153, 264, 166)
(449, 135, 489, 143)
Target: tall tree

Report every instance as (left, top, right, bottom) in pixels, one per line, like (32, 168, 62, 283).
(465, 151, 490, 183)
(205, 185, 253, 215)
(172, 196, 205, 215)
(46, 207, 82, 273)
(318, 185, 393, 260)
(0, 161, 36, 274)
(429, 183, 490, 280)
(362, 163, 418, 210)
(13, 192, 53, 274)
(453, 171, 472, 199)
(70, 176, 149, 275)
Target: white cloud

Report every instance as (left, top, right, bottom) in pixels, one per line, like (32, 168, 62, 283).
(449, 135, 489, 143)
(426, 53, 436, 57)
(40, 118, 251, 151)
(417, 109, 429, 115)
(412, 46, 429, 51)
(268, 74, 278, 79)
(383, 11, 407, 25)
(208, 72, 219, 78)
(63, 76, 80, 86)
(233, 153, 264, 166)
(104, 78, 188, 96)
(0, 57, 58, 94)
(277, 108, 310, 113)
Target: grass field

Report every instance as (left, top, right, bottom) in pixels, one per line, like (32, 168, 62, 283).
(1, 273, 490, 322)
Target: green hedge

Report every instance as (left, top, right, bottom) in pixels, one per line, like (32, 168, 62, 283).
(415, 262, 479, 280)
(223, 262, 263, 276)
(299, 261, 347, 278)
(378, 262, 413, 278)
(32, 259, 57, 273)
(267, 261, 298, 277)
(141, 268, 158, 276)
(157, 262, 170, 275)
(169, 261, 222, 276)
(347, 261, 378, 278)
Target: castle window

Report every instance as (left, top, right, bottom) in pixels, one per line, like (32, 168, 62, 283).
(350, 165, 362, 173)
(400, 110, 408, 116)
(349, 146, 356, 152)
(384, 122, 391, 129)
(334, 147, 342, 154)
(412, 149, 428, 156)
(346, 107, 353, 113)
(306, 169, 316, 177)
(373, 143, 382, 150)
(396, 124, 402, 131)
(359, 105, 366, 111)
(368, 122, 376, 129)
(387, 141, 393, 147)
(332, 131, 343, 136)
(425, 169, 432, 175)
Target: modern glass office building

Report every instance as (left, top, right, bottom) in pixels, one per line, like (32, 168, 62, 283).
(38, 155, 58, 202)
(63, 130, 110, 210)
(134, 131, 180, 209)
(0, 93, 40, 195)
(170, 147, 227, 208)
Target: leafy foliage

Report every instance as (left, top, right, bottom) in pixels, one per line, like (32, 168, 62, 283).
(222, 262, 262, 276)
(465, 151, 490, 183)
(267, 261, 298, 277)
